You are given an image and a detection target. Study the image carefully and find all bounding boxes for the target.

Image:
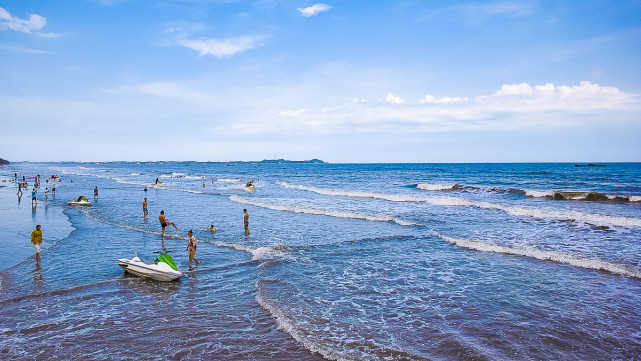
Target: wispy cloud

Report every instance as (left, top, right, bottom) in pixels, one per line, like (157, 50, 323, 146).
(421, 95, 469, 104)
(177, 35, 264, 58)
(0, 7, 60, 38)
(419, 1, 535, 25)
(298, 3, 332, 17)
(0, 43, 52, 54)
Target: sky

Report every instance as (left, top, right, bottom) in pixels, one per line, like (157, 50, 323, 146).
(1, 0, 640, 163)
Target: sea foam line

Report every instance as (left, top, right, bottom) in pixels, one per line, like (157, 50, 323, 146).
(77, 209, 286, 261)
(277, 182, 641, 228)
(255, 281, 358, 361)
(436, 233, 641, 279)
(213, 241, 289, 261)
(229, 195, 418, 226)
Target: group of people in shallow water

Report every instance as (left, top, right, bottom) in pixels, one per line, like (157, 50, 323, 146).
(25, 175, 252, 268)
(155, 208, 250, 267)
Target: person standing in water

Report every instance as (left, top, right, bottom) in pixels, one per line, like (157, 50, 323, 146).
(243, 208, 250, 236)
(94, 186, 99, 200)
(31, 188, 37, 206)
(159, 210, 179, 240)
(187, 230, 199, 266)
(31, 225, 43, 263)
(143, 198, 148, 217)
(45, 187, 49, 203)
(209, 224, 216, 233)
(52, 184, 56, 196)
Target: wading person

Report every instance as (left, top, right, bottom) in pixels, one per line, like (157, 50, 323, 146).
(31, 225, 43, 263)
(243, 208, 250, 236)
(187, 230, 199, 266)
(159, 210, 178, 240)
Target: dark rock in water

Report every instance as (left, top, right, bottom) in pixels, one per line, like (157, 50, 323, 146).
(585, 192, 609, 201)
(552, 192, 567, 200)
(0, 158, 9, 165)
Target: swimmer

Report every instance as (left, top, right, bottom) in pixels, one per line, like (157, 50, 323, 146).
(209, 224, 216, 233)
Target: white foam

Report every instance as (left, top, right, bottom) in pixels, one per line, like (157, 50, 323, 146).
(218, 178, 242, 183)
(437, 233, 641, 279)
(255, 283, 350, 361)
(416, 183, 457, 191)
(213, 241, 288, 261)
(629, 196, 641, 202)
(277, 181, 427, 203)
(525, 190, 554, 198)
(229, 195, 417, 226)
(277, 182, 641, 228)
(112, 178, 149, 186)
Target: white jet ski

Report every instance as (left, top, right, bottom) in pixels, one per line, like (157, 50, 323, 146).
(68, 196, 91, 206)
(118, 253, 183, 281)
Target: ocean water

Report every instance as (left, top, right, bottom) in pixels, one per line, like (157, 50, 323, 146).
(1, 162, 640, 360)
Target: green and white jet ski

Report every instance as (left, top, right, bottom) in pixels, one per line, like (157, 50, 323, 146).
(118, 253, 183, 281)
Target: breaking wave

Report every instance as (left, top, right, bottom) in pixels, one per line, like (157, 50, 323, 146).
(277, 182, 641, 228)
(436, 233, 641, 279)
(229, 195, 418, 226)
(525, 190, 641, 203)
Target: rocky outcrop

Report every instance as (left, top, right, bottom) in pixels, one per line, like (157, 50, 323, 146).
(0, 158, 9, 165)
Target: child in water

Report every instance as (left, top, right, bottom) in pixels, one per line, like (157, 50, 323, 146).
(187, 230, 199, 266)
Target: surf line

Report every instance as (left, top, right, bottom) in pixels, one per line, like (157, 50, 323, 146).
(276, 181, 641, 228)
(75, 207, 287, 261)
(228, 195, 419, 226)
(435, 232, 641, 280)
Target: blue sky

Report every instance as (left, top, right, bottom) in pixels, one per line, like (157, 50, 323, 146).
(1, 0, 640, 162)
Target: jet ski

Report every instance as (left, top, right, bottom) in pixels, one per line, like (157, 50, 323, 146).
(243, 184, 256, 192)
(118, 253, 184, 281)
(68, 196, 91, 206)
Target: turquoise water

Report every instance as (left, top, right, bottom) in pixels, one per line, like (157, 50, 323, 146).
(1, 162, 640, 359)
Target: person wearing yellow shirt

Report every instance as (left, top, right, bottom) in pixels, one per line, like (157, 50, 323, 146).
(31, 225, 43, 263)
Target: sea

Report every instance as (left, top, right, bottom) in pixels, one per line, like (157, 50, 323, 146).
(0, 161, 640, 360)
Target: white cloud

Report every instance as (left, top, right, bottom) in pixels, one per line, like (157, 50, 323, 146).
(421, 95, 469, 104)
(263, 82, 639, 134)
(386, 92, 405, 104)
(178, 36, 264, 58)
(477, 81, 637, 111)
(280, 108, 311, 117)
(0, 7, 58, 38)
(298, 3, 332, 17)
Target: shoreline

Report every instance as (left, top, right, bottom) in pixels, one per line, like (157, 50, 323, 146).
(0, 172, 75, 272)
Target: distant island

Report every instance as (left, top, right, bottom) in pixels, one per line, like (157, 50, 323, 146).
(0, 158, 9, 165)
(257, 159, 325, 164)
(574, 164, 606, 167)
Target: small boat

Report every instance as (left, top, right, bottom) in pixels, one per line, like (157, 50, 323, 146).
(243, 184, 256, 192)
(68, 196, 91, 206)
(118, 253, 183, 281)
